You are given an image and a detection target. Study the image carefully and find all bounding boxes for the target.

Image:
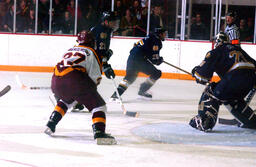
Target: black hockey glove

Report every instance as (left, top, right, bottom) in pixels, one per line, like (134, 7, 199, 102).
(191, 66, 199, 77)
(155, 57, 163, 65)
(102, 50, 113, 63)
(106, 49, 113, 61)
(195, 77, 208, 85)
(191, 66, 209, 85)
(103, 63, 115, 79)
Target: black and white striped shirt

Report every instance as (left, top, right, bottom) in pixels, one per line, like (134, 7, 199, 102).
(224, 24, 240, 45)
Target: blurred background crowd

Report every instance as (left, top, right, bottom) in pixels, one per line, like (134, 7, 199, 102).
(0, 0, 255, 42)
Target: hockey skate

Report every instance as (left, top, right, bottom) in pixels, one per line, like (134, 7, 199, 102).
(44, 121, 56, 136)
(94, 132, 117, 145)
(138, 91, 152, 100)
(71, 103, 89, 113)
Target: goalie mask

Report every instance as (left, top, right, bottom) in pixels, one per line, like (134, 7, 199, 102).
(214, 32, 229, 48)
(77, 30, 95, 48)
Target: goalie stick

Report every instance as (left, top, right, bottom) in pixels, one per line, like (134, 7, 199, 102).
(218, 117, 240, 125)
(111, 76, 139, 117)
(0, 85, 11, 97)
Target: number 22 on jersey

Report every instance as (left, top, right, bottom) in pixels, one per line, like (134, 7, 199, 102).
(61, 52, 86, 67)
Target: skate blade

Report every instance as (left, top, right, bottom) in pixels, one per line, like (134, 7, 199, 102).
(108, 98, 121, 103)
(137, 95, 152, 101)
(70, 109, 90, 113)
(96, 138, 117, 145)
(44, 127, 54, 136)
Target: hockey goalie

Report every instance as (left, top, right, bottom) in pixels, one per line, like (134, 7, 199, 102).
(189, 32, 256, 131)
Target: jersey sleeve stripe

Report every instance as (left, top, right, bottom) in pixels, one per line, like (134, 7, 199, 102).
(54, 66, 86, 77)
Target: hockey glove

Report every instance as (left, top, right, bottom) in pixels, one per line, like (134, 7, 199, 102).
(195, 77, 209, 85)
(106, 49, 113, 60)
(155, 57, 163, 65)
(102, 50, 113, 63)
(191, 66, 199, 77)
(191, 66, 209, 85)
(103, 63, 115, 79)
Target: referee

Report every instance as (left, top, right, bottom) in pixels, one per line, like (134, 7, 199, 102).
(224, 11, 240, 45)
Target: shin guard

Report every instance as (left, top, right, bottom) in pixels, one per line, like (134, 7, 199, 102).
(138, 78, 155, 94)
(45, 100, 68, 134)
(92, 105, 107, 138)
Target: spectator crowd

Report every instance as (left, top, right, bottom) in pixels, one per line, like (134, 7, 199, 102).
(0, 0, 167, 36)
(0, 0, 254, 42)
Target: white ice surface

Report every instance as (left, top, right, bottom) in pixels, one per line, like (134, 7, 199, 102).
(0, 71, 255, 167)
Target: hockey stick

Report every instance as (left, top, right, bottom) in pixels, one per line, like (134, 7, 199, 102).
(163, 61, 192, 75)
(15, 74, 50, 90)
(218, 117, 240, 125)
(110, 76, 139, 117)
(0, 85, 11, 97)
(28, 86, 51, 89)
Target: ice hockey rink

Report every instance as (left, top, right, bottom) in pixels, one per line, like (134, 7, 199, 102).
(0, 71, 255, 167)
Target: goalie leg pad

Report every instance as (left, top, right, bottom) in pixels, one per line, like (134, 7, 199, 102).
(190, 84, 220, 131)
(225, 100, 256, 129)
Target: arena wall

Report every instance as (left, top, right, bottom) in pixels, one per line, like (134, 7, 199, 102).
(0, 33, 255, 80)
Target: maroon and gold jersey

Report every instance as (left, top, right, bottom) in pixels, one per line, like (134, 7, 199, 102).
(54, 45, 102, 85)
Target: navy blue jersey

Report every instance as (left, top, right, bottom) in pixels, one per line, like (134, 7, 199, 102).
(90, 24, 112, 58)
(195, 44, 256, 82)
(130, 33, 162, 63)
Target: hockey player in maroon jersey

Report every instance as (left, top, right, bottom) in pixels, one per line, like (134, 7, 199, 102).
(72, 11, 118, 112)
(44, 31, 116, 145)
